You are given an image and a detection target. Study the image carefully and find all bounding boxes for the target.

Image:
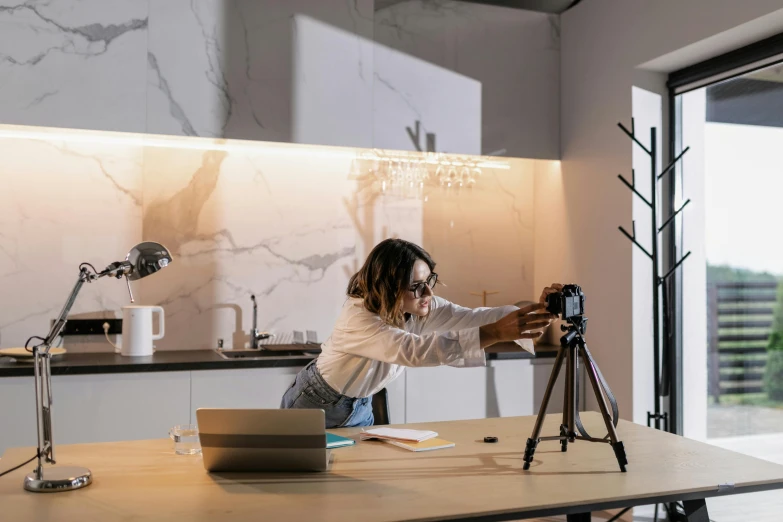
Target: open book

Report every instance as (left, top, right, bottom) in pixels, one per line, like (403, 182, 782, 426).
(359, 427, 439, 443)
(360, 427, 454, 452)
(381, 437, 455, 452)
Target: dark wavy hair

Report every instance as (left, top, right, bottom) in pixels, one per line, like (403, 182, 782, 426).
(347, 239, 436, 327)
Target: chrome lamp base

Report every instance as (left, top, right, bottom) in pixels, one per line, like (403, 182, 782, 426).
(24, 466, 92, 493)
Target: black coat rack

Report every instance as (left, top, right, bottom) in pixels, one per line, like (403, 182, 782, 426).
(617, 119, 691, 433)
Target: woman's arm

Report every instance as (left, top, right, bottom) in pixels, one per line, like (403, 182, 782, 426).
(333, 308, 487, 368)
(418, 297, 554, 352)
(417, 296, 518, 334)
(419, 285, 564, 342)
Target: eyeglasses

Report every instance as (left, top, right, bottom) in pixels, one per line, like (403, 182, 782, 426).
(409, 273, 438, 298)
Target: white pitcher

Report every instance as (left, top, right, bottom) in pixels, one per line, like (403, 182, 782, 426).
(120, 306, 165, 356)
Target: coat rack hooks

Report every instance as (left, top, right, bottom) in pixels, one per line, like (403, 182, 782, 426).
(616, 118, 692, 434)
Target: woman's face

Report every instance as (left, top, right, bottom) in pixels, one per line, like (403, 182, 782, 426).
(401, 259, 434, 317)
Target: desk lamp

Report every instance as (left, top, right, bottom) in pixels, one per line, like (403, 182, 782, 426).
(22, 241, 172, 492)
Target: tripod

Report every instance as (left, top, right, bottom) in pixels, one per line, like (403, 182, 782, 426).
(522, 316, 628, 472)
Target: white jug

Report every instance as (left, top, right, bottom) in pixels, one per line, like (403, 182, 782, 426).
(120, 306, 165, 356)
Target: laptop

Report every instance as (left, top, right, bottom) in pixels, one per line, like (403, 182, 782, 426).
(195, 408, 333, 472)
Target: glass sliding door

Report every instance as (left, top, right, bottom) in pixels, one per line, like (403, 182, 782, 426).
(673, 60, 783, 521)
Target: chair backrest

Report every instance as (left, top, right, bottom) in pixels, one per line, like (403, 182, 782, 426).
(371, 388, 390, 425)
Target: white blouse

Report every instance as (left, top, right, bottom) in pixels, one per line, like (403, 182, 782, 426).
(316, 295, 530, 398)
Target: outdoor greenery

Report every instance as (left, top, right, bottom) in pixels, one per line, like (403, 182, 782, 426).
(766, 282, 783, 399)
(707, 264, 778, 285)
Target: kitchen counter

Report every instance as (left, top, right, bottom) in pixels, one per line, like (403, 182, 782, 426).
(0, 348, 316, 378)
(0, 343, 557, 378)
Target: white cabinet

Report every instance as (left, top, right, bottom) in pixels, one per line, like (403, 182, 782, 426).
(0, 377, 37, 456)
(383, 370, 406, 425)
(190, 367, 300, 422)
(0, 357, 583, 456)
(0, 372, 190, 456)
(403, 358, 584, 424)
(53, 372, 191, 445)
(405, 366, 488, 423)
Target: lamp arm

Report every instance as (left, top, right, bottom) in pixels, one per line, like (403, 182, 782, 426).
(39, 268, 94, 355)
(97, 261, 132, 279)
(33, 267, 95, 476)
(33, 260, 138, 473)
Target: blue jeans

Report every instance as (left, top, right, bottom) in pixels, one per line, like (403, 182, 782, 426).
(280, 359, 374, 428)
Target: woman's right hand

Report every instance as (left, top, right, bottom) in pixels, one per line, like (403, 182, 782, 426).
(479, 303, 554, 349)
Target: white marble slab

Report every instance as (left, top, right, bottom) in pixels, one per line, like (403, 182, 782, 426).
(146, 0, 374, 146)
(0, 0, 148, 132)
(374, 0, 560, 159)
(373, 41, 481, 154)
(0, 126, 143, 349)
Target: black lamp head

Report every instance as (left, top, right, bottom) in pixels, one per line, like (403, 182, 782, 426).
(125, 242, 172, 281)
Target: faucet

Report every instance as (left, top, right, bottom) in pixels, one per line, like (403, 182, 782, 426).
(250, 294, 274, 349)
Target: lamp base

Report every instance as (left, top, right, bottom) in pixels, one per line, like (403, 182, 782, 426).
(24, 466, 92, 492)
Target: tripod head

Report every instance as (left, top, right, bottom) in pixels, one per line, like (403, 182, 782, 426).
(559, 314, 588, 347)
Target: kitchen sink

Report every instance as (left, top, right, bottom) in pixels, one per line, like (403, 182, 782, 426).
(214, 345, 320, 360)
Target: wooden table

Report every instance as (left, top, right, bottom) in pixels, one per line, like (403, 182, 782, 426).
(2, 412, 783, 521)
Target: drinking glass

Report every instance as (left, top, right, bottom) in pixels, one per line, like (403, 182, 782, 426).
(169, 424, 201, 455)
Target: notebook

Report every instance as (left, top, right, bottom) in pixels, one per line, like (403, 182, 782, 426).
(381, 437, 455, 452)
(326, 433, 356, 449)
(359, 427, 438, 443)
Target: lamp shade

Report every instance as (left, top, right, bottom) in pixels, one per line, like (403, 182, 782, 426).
(125, 242, 172, 281)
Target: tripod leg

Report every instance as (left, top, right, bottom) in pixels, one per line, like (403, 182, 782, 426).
(569, 344, 578, 442)
(561, 344, 575, 451)
(579, 346, 628, 472)
(523, 346, 567, 470)
(559, 424, 568, 452)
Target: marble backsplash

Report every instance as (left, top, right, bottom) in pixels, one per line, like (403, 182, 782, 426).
(0, 124, 553, 352)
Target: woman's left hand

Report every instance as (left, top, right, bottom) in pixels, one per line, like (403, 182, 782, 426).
(539, 283, 565, 304)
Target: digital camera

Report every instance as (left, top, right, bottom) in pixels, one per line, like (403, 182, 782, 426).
(545, 284, 585, 320)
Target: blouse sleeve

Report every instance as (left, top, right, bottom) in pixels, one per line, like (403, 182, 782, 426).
(418, 296, 518, 334)
(333, 303, 488, 368)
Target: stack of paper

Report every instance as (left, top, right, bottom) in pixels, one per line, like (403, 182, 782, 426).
(359, 427, 438, 443)
(360, 428, 455, 452)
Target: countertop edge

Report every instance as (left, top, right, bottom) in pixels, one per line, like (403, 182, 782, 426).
(0, 345, 558, 378)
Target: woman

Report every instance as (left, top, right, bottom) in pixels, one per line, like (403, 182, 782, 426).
(280, 238, 561, 428)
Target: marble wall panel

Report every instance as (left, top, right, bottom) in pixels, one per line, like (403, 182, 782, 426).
(0, 125, 143, 349)
(0, 124, 549, 353)
(146, 0, 374, 146)
(374, 0, 560, 159)
(0, 0, 148, 132)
